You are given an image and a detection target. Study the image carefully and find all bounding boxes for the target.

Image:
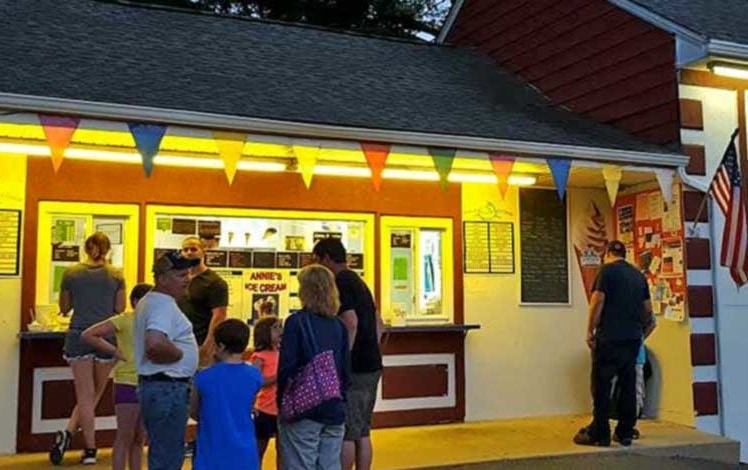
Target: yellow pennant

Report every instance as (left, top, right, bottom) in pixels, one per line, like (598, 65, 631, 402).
(602, 164, 623, 206)
(292, 143, 319, 189)
(213, 131, 247, 185)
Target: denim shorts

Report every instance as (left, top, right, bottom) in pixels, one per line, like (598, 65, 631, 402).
(63, 328, 116, 362)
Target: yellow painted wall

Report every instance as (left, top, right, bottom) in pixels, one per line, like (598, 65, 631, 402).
(461, 182, 694, 426)
(0, 153, 25, 453)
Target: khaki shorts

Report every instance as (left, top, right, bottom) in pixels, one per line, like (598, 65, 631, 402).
(344, 371, 381, 441)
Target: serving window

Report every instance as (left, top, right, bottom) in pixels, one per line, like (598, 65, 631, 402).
(145, 205, 375, 324)
(34, 202, 140, 327)
(380, 216, 454, 324)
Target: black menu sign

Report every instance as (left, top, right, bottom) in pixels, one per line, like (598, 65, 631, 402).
(390, 232, 411, 248)
(228, 250, 253, 268)
(347, 253, 364, 270)
(205, 250, 228, 268)
(172, 218, 197, 235)
(252, 251, 277, 269)
(198, 220, 221, 239)
(276, 252, 300, 269)
(519, 188, 569, 304)
(52, 245, 80, 262)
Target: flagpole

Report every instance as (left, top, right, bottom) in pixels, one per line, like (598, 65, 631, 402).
(690, 129, 741, 236)
(688, 193, 709, 237)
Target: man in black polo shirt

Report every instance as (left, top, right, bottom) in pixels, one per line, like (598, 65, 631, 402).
(177, 236, 228, 368)
(574, 240, 653, 447)
(313, 238, 383, 470)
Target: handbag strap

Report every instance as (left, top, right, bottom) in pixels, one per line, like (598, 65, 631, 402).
(300, 312, 320, 356)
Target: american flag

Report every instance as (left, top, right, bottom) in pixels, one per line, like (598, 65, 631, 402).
(709, 129, 748, 287)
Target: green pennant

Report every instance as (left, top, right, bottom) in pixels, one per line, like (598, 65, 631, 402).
(428, 147, 456, 191)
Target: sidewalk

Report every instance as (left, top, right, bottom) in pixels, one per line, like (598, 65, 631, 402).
(0, 416, 737, 469)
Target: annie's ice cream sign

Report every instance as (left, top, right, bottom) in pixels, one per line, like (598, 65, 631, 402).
(245, 271, 287, 293)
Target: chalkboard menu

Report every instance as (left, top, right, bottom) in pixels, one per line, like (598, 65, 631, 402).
(519, 188, 569, 304)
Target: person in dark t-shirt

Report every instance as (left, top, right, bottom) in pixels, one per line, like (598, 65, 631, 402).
(177, 236, 228, 368)
(574, 240, 653, 448)
(312, 238, 383, 470)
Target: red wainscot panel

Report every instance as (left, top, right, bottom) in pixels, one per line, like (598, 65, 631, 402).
(17, 333, 116, 453)
(372, 325, 479, 428)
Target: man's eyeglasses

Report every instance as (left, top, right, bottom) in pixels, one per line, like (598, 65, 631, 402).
(182, 246, 200, 253)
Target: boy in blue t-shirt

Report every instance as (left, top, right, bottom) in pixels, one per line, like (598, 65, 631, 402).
(190, 319, 264, 470)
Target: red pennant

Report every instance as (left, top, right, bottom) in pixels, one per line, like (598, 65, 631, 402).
(361, 143, 390, 191)
(39, 115, 80, 173)
(489, 155, 515, 199)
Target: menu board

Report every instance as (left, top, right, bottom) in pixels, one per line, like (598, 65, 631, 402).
(252, 251, 276, 268)
(228, 250, 253, 268)
(205, 250, 228, 268)
(0, 209, 21, 276)
(52, 245, 80, 262)
(519, 188, 569, 304)
(347, 253, 364, 270)
(463, 222, 514, 274)
(276, 252, 300, 269)
(172, 218, 197, 235)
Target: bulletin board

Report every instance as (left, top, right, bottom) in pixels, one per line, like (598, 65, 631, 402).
(614, 185, 686, 321)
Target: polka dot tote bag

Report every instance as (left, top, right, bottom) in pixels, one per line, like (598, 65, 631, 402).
(280, 313, 342, 421)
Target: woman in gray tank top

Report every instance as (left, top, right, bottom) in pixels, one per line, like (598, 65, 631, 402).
(49, 232, 126, 466)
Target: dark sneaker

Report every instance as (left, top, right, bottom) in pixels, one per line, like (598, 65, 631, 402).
(573, 427, 610, 447)
(49, 430, 71, 465)
(80, 448, 97, 465)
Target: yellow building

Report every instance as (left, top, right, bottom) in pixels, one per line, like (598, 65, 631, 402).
(0, 0, 693, 454)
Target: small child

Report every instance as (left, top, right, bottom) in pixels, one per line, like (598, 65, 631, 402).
(190, 319, 264, 470)
(249, 316, 282, 469)
(82, 283, 153, 470)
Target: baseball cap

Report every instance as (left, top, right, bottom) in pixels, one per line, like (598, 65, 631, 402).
(152, 251, 200, 275)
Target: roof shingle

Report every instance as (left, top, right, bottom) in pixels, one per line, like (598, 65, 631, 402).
(0, 0, 676, 155)
(628, 0, 748, 45)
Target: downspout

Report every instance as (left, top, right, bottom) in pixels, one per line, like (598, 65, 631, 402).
(678, 166, 726, 436)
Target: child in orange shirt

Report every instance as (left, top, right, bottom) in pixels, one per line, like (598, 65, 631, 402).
(249, 316, 282, 469)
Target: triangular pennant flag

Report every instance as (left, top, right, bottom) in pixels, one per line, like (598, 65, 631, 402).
(428, 147, 456, 191)
(213, 131, 247, 185)
(547, 158, 572, 200)
(39, 114, 80, 173)
(292, 143, 319, 189)
(489, 155, 515, 199)
(654, 168, 674, 207)
(602, 164, 623, 205)
(128, 123, 167, 177)
(361, 142, 390, 191)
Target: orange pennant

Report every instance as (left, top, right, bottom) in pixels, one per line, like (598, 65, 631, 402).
(213, 131, 247, 185)
(489, 155, 515, 199)
(39, 115, 80, 173)
(361, 142, 390, 191)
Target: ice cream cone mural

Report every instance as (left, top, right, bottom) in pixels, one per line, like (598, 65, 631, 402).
(572, 198, 612, 301)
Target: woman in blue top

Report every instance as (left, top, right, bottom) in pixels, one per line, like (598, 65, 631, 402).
(190, 318, 264, 470)
(278, 264, 351, 470)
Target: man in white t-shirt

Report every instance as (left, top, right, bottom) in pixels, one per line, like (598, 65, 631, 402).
(135, 251, 200, 470)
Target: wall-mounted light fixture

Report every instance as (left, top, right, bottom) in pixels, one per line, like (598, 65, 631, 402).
(708, 61, 748, 80)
